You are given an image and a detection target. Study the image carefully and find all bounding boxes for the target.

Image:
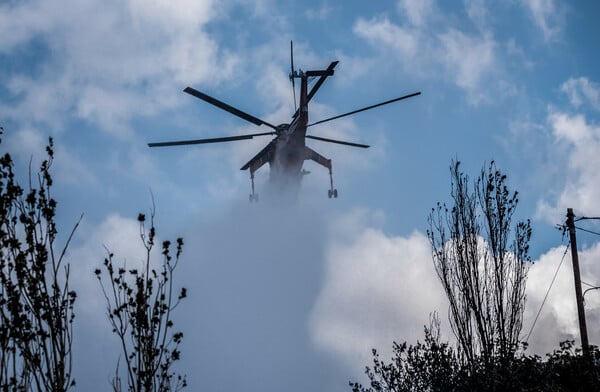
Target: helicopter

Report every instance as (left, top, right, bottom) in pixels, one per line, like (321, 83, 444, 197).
(148, 42, 420, 202)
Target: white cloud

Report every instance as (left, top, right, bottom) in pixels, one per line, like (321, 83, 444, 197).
(438, 29, 496, 102)
(3, 74, 75, 131)
(305, 2, 333, 21)
(520, 0, 563, 42)
(70, 213, 151, 270)
(352, 6, 503, 104)
(464, 0, 488, 31)
(54, 145, 99, 187)
(4, 126, 46, 158)
(397, 0, 434, 26)
(561, 77, 600, 111)
(353, 17, 418, 60)
(310, 209, 447, 370)
(129, 0, 218, 27)
(311, 208, 600, 371)
(524, 243, 600, 354)
(0, 1, 54, 53)
(2, 126, 99, 189)
(76, 86, 143, 140)
(0, 0, 245, 202)
(0, 0, 238, 133)
(537, 110, 600, 221)
(67, 212, 179, 330)
(67, 213, 150, 327)
(64, 212, 185, 390)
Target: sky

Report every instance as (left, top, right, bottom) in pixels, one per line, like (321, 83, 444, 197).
(1, 0, 600, 391)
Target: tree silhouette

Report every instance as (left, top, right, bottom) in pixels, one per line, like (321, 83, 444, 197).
(427, 161, 531, 365)
(350, 314, 461, 392)
(95, 211, 187, 392)
(351, 337, 600, 391)
(351, 161, 600, 391)
(0, 129, 79, 391)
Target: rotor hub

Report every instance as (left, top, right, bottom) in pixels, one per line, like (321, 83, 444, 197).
(276, 123, 289, 134)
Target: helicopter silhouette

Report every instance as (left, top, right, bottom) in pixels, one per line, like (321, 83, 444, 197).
(148, 42, 420, 202)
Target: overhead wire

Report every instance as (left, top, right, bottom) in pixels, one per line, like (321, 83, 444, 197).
(583, 285, 600, 298)
(524, 215, 600, 344)
(574, 225, 600, 237)
(572, 224, 600, 300)
(581, 280, 600, 299)
(575, 216, 600, 221)
(524, 241, 570, 343)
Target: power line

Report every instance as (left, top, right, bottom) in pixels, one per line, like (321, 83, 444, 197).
(582, 280, 599, 287)
(582, 280, 600, 300)
(575, 216, 600, 221)
(524, 241, 570, 343)
(575, 225, 600, 236)
(574, 213, 600, 236)
(583, 285, 600, 299)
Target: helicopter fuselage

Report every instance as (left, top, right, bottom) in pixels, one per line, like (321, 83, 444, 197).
(147, 43, 420, 201)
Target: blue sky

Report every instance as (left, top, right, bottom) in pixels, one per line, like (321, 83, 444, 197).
(2, 1, 600, 391)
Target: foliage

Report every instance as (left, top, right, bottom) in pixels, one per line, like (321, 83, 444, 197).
(350, 314, 460, 392)
(427, 160, 532, 364)
(541, 340, 600, 391)
(351, 329, 600, 392)
(95, 211, 187, 392)
(352, 160, 600, 391)
(0, 128, 79, 391)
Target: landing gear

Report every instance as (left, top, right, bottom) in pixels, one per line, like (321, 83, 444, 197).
(327, 167, 338, 198)
(249, 172, 258, 203)
(304, 146, 338, 200)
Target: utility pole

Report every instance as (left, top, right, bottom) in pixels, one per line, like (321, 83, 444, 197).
(566, 208, 589, 357)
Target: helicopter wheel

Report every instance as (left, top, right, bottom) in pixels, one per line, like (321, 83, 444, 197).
(333, 189, 338, 198)
(249, 194, 259, 203)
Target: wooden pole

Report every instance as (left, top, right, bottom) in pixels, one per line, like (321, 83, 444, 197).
(566, 208, 589, 357)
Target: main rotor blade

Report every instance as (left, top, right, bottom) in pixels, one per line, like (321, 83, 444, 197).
(148, 132, 275, 147)
(306, 135, 370, 148)
(184, 87, 278, 131)
(307, 91, 421, 127)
